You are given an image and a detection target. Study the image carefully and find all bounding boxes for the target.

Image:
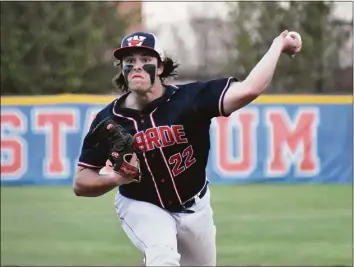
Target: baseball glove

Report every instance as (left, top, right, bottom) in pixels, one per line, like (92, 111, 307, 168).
(88, 117, 142, 182)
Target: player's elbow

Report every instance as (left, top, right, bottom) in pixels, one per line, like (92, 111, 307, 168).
(73, 181, 96, 197)
(72, 172, 104, 198)
(73, 185, 81, 196)
(73, 180, 85, 197)
(73, 170, 87, 197)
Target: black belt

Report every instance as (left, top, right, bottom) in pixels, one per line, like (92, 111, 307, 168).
(181, 181, 209, 210)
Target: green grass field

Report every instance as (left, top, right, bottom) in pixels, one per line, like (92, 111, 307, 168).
(1, 184, 352, 266)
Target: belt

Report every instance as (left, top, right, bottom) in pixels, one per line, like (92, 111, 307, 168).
(181, 181, 209, 210)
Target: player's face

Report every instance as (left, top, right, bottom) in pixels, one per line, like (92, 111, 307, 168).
(122, 51, 163, 93)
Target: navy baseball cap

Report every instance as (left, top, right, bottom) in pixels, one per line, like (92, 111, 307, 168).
(113, 32, 165, 62)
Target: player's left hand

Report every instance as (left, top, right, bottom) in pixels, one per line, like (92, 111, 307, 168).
(108, 152, 141, 185)
(276, 30, 302, 57)
(88, 117, 142, 183)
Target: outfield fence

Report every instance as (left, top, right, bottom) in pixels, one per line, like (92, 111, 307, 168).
(1, 94, 352, 185)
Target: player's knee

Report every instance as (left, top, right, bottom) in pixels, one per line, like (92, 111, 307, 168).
(144, 245, 180, 266)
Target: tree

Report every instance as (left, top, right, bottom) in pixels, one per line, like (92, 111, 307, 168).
(224, 2, 352, 93)
(1, 2, 129, 95)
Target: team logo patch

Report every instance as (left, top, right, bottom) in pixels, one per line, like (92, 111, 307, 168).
(111, 152, 120, 159)
(127, 36, 146, 47)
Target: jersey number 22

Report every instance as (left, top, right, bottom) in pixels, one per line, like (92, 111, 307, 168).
(168, 145, 196, 177)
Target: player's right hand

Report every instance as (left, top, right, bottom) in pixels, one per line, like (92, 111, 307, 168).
(279, 30, 302, 56)
(275, 30, 302, 56)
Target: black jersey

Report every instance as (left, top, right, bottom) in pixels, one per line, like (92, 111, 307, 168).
(78, 77, 237, 211)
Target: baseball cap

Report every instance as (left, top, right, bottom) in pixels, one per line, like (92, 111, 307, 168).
(113, 32, 165, 62)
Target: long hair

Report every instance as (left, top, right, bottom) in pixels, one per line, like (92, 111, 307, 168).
(112, 57, 179, 92)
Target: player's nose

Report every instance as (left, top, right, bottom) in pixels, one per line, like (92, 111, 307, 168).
(131, 65, 143, 73)
(132, 60, 144, 70)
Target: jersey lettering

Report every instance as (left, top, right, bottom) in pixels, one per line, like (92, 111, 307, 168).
(182, 145, 196, 168)
(134, 125, 188, 152)
(168, 153, 185, 176)
(145, 128, 160, 150)
(159, 126, 175, 146)
(172, 125, 188, 144)
(134, 131, 149, 152)
(168, 145, 196, 177)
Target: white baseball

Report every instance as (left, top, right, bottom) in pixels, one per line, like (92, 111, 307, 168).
(286, 31, 302, 45)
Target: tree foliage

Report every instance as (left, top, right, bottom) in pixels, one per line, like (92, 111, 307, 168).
(1, 2, 129, 95)
(225, 2, 352, 93)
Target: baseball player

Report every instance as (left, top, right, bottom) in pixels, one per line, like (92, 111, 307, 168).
(74, 30, 301, 266)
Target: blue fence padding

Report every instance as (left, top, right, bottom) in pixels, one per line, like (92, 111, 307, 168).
(1, 98, 352, 185)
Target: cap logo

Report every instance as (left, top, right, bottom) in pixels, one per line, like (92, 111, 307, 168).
(126, 36, 146, 47)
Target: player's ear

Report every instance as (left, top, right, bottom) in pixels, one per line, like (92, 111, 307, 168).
(157, 61, 164, 76)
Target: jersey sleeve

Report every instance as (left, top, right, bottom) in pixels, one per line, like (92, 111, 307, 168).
(77, 113, 107, 169)
(193, 77, 238, 118)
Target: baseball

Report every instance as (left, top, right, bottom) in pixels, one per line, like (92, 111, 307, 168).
(286, 31, 302, 45)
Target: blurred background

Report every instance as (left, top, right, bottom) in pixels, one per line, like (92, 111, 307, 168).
(1, 1, 353, 266)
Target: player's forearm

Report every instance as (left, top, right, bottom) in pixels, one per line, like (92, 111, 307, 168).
(242, 37, 283, 96)
(73, 168, 120, 197)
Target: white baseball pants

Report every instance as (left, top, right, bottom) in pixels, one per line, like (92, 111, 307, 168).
(114, 187, 217, 266)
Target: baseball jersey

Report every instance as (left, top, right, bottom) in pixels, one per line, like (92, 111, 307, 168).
(78, 77, 237, 211)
